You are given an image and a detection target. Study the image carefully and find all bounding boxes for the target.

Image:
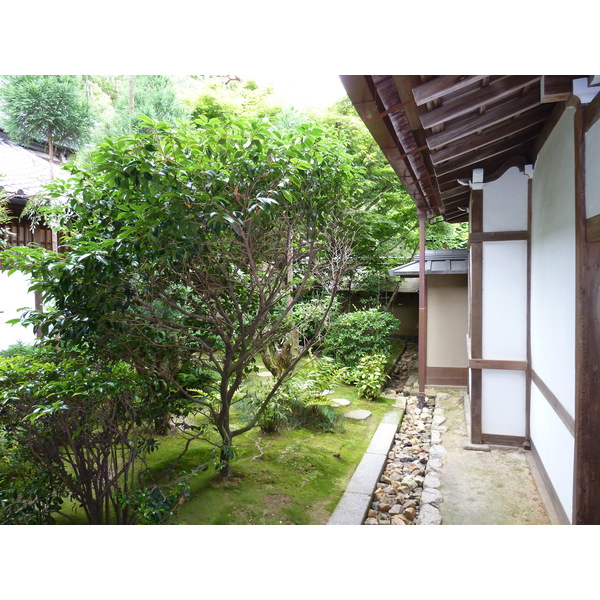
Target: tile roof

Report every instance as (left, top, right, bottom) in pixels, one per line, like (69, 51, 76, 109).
(0, 131, 66, 199)
(389, 249, 468, 277)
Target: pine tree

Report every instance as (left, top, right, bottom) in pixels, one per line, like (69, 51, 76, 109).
(0, 75, 92, 178)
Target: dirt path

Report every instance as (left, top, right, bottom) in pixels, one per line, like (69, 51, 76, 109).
(436, 391, 553, 525)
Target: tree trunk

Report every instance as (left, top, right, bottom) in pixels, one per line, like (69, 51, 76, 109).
(48, 128, 55, 180)
(129, 75, 135, 133)
(217, 402, 233, 477)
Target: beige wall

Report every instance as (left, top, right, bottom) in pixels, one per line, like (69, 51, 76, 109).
(388, 293, 419, 336)
(427, 274, 468, 368)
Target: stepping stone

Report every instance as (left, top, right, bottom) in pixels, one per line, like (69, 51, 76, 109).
(343, 409, 372, 421)
(330, 398, 351, 407)
(319, 389, 335, 396)
(258, 371, 273, 377)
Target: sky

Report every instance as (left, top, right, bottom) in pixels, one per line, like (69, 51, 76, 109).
(246, 74, 347, 110)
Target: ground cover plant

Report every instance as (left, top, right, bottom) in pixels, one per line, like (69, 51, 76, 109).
(52, 376, 398, 525)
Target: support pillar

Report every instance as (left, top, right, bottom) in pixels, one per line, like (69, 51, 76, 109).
(417, 209, 427, 408)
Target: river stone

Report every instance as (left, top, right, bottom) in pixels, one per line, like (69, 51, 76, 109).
(423, 472, 441, 488)
(403, 507, 417, 521)
(416, 504, 442, 525)
(343, 409, 372, 420)
(432, 414, 447, 426)
(330, 398, 351, 407)
(430, 445, 447, 459)
(431, 430, 442, 445)
(421, 487, 443, 506)
(400, 476, 418, 490)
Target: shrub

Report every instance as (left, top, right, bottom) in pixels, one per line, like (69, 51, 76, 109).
(292, 295, 342, 345)
(323, 308, 399, 366)
(248, 356, 347, 434)
(350, 354, 388, 400)
(0, 347, 186, 524)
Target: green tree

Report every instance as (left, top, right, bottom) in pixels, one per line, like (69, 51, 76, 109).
(189, 77, 280, 121)
(0, 75, 92, 178)
(4, 115, 360, 477)
(106, 75, 188, 137)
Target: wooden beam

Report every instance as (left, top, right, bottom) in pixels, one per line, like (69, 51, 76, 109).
(540, 75, 575, 103)
(469, 189, 483, 445)
(440, 186, 469, 201)
(430, 105, 551, 166)
(468, 359, 528, 371)
(434, 128, 540, 177)
(531, 370, 575, 436)
(412, 76, 488, 106)
(420, 76, 541, 130)
(418, 209, 427, 408)
(469, 231, 529, 243)
(481, 434, 527, 447)
(426, 366, 468, 386)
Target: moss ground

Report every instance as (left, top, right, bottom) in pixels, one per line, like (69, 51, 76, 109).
(54, 343, 406, 525)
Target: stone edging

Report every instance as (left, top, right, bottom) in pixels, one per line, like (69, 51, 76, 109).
(326, 406, 404, 525)
(327, 391, 452, 526)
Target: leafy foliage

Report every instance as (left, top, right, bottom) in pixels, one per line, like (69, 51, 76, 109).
(350, 354, 388, 400)
(0, 341, 37, 358)
(0, 348, 192, 524)
(107, 75, 188, 137)
(0, 75, 92, 151)
(2, 114, 360, 476)
(248, 356, 347, 433)
(292, 294, 342, 345)
(323, 308, 399, 367)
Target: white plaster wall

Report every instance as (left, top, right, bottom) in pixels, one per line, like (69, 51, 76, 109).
(482, 369, 526, 436)
(530, 107, 576, 417)
(530, 383, 574, 522)
(530, 106, 576, 522)
(0, 270, 37, 350)
(482, 240, 528, 361)
(483, 166, 529, 232)
(585, 118, 600, 219)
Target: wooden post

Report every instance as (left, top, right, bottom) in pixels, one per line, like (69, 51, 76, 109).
(574, 101, 600, 524)
(418, 209, 427, 408)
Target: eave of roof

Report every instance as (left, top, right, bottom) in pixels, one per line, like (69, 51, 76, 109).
(341, 75, 600, 224)
(389, 249, 468, 277)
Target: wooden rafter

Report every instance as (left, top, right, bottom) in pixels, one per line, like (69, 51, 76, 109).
(434, 129, 539, 177)
(430, 105, 552, 166)
(412, 75, 489, 106)
(425, 92, 543, 150)
(420, 75, 542, 130)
